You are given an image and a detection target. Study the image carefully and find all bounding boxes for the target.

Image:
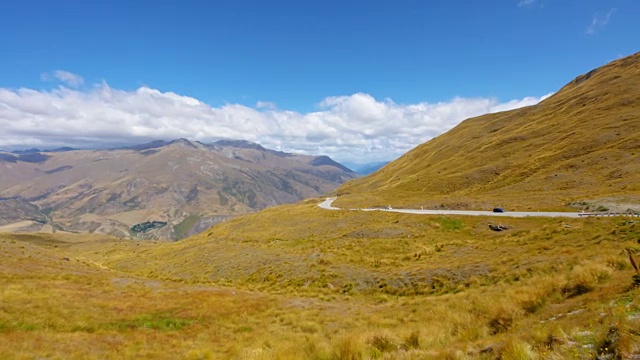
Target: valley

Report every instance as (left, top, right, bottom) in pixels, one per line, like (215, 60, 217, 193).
(0, 139, 357, 240)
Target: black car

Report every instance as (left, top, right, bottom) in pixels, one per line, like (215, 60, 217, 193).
(492, 208, 505, 213)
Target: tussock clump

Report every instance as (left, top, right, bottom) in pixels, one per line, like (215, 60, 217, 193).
(333, 334, 364, 360)
(510, 276, 565, 314)
(563, 261, 613, 296)
(488, 313, 515, 335)
(368, 332, 399, 353)
(403, 330, 420, 349)
(483, 303, 522, 335)
(595, 326, 629, 360)
(472, 296, 523, 335)
(499, 338, 537, 360)
(605, 254, 630, 271)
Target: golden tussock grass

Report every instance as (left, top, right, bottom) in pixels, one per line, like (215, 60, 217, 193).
(2, 199, 640, 358)
(335, 52, 640, 211)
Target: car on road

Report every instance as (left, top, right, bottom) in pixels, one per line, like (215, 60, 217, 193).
(492, 208, 505, 213)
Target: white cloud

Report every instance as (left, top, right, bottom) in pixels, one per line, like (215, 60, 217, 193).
(0, 82, 551, 163)
(40, 70, 84, 87)
(586, 8, 616, 35)
(256, 100, 277, 110)
(518, 0, 546, 9)
(518, 0, 535, 8)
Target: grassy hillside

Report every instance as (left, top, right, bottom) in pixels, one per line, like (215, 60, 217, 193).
(335, 52, 640, 211)
(0, 233, 318, 359)
(83, 201, 637, 296)
(6, 200, 637, 358)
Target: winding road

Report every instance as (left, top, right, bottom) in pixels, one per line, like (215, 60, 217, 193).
(318, 197, 583, 218)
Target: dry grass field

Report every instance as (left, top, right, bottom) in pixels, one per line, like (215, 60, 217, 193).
(2, 199, 640, 359)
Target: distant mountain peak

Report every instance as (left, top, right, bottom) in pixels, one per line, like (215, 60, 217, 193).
(0, 153, 51, 164)
(212, 139, 266, 151)
(11, 148, 42, 155)
(116, 140, 169, 151)
(168, 138, 198, 148)
(9, 147, 77, 155)
(311, 156, 354, 173)
(48, 147, 77, 153)
(113, 139, 199, 151)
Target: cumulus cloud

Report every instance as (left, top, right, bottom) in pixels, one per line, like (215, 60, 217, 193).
(586, 8, 616, 35)
(40, 70, 84, 87)
(0, 82, 551, 163)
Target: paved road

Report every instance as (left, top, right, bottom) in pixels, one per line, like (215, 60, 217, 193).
(318, 197, 341, 210)
(318, 198, 582, 218)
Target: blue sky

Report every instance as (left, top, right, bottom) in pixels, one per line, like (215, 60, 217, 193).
(0, 0, 638, 162)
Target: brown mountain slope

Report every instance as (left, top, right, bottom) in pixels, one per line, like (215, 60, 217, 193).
(0, 139, 357, 239)
(335, 52, 640, 211)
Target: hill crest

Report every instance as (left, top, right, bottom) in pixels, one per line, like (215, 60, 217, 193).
(335, 52, 640, 211)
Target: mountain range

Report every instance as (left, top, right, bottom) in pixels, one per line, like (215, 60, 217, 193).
(0, 139, 357, 239)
